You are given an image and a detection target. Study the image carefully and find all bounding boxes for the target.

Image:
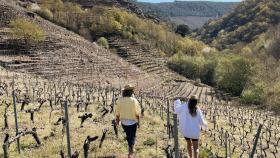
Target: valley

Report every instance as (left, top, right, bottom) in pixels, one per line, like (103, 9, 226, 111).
(0, 0, 279, 158)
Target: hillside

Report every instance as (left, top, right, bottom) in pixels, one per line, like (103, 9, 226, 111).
(192, 0, 280, 111)
(138, 1, 238, 28)
(0, 0, 210, 97)
(0, 0, 148, 86)
(0, 0, 280, 158)
(65, 0, 162, 23)
(196, 0, 280, 49)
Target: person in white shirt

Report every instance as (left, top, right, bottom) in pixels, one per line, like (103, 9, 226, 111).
(174, 95, 207, 158)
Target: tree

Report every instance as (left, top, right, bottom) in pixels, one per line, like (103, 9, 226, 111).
(215, 55, 252, 96)
(175, 24, 191, 37)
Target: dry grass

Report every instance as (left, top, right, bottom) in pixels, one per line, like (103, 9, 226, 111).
(0, 67, 213, 158)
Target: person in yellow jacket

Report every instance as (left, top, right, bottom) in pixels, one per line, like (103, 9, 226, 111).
(115, 84, 141, 158)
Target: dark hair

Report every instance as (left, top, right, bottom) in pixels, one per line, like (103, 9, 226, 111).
(188, 98, 198, 117)
(122, 89, 133, 97)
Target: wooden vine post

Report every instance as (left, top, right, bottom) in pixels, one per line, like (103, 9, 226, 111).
(250, 124, 263, 158)
(3, 142, 8, 158)
(173, 113, 179, 158)
(12, 74, 20, 153)
(64, 101, 72, 157)
(225, 131, 228, 158)
(167, 99, 171, 139)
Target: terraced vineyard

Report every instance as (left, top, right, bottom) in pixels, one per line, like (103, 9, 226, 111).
(108, 37, 185, 81)
(0, 2, 148, 86)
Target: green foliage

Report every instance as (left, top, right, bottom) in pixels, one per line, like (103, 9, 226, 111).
(168, 53, 204, 79)
(197, 0, 280, 49)
(169, 52, 255, 96)
(267, 80, 280, 111)
(9, 18, 45, 45)
(175, 24, 191, 37)
(199, 148, 215, 158)
(39, 0, 84, 31)
(168, 53, 218, 85)
(143, 137, 156, 146)
(97, 37, 109, 49)
(35, 8, 53, 20)
(241, 84, 265, 104)
(215, 55, 252, 96)
(200, 56, 217, 85)
(38, 1, 205, 55)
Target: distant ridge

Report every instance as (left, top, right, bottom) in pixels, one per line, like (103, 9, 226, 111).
(137, 1, 239, 28)
(196, 0, 280, 49)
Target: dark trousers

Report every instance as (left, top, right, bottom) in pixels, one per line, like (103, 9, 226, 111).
(122, 123, 137, 152)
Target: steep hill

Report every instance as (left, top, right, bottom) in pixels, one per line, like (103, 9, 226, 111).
(65, 0, 162, 22)
(196, 0, 280, 49)
(0, 0, 147, 86)
(138, 1, 238, 28)
(0, 0, 207, 97)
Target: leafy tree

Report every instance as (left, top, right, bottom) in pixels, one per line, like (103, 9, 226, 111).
(215, 55, 252, 95)
(175, 24, 191, 37)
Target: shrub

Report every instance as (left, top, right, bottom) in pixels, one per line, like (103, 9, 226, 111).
(241, 85, 265, 104)
(9, 18, 45, 46)
(200, 57, 217, 85)
(168, 53, 204, 79)
(267, 80, 280, 111)
(35, 8, 53, 20)
(97, 37, 109, 49)
(215, 55, 253, 96)
(175, 24, 191, 37)
(143, 137, 156, 146)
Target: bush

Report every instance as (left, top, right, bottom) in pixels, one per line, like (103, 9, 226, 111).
(267, 80, 280, 111)
(241, 85, 265, 105)
(215, 55, 253, 96)
(168, 53, 203, 79)
(175, 24, 191, 37)
(97, 37, 109, 49)
(143, 137, 156, 146)
(9, 18, 45, 45)
(35, 8, 53, 20)
(200, 56, 217, 85)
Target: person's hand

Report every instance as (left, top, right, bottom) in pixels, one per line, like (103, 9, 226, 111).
(137, 123, 140, 128)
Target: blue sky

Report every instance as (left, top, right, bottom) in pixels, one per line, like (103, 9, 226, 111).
(138, 0, 242, 3)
